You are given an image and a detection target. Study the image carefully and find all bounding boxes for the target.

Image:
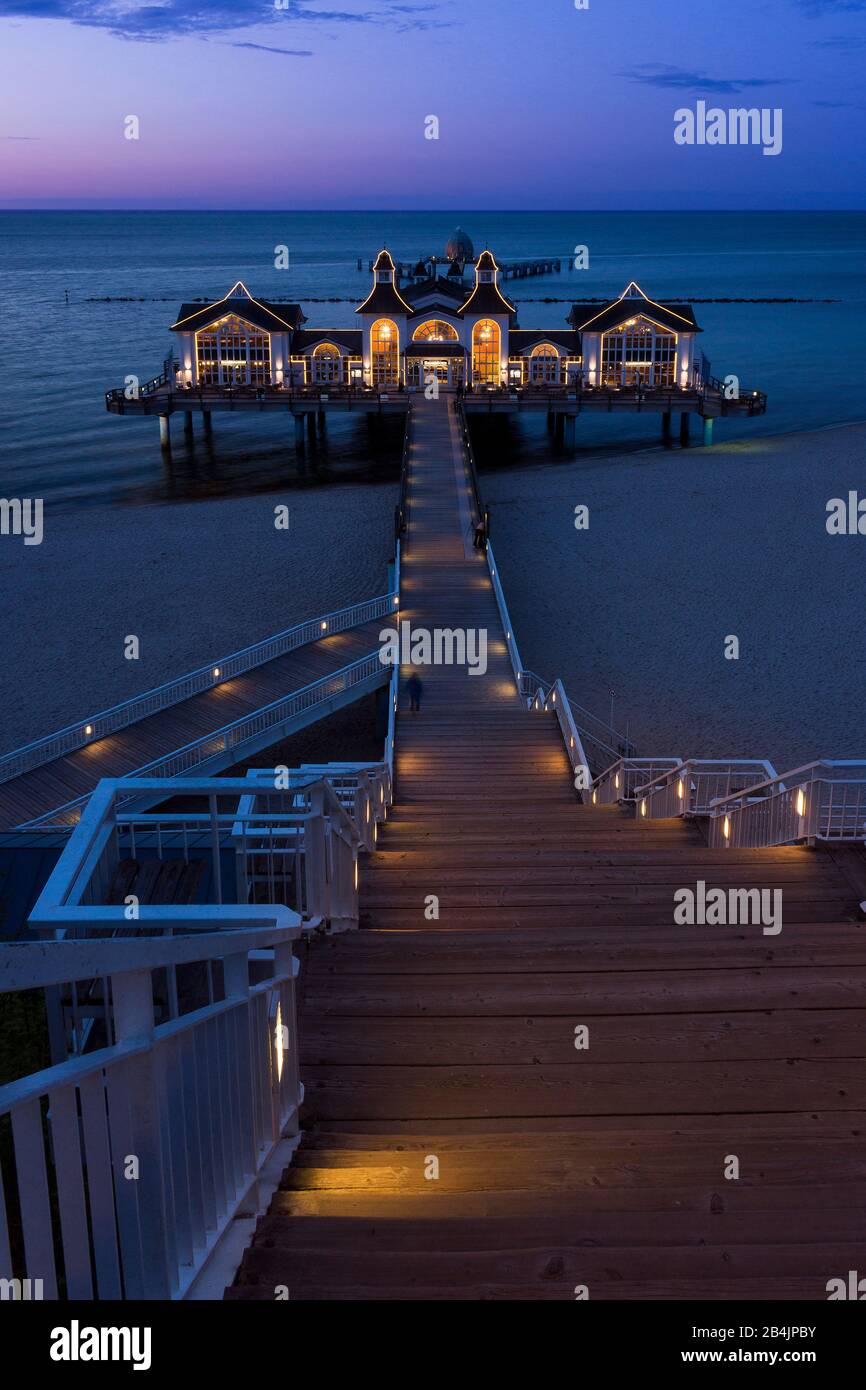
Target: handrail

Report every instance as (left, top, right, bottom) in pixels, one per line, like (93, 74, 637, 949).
(593, 756, 683, 805)
(706, 759, 866, 849)
(395, 411, 413, 541)
(18, 649, 390, 828)
(455, 398, 488, 533)
(0, 591, 395, 785)
(633, 757, 778, 820)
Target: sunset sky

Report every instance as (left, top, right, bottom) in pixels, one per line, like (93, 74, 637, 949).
(0, 0, 864, 209)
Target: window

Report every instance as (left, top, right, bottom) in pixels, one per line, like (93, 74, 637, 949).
(371, 318, 399, 385)
(472, 320, 500, 386)
(311, 342, 343, 384)
(412, 320, 459, 342)
(196, 315, 271, 387)
(529, 343, 561, 385)
(601, 319, 676, 387)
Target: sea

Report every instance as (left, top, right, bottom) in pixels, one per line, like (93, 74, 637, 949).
(1, 211, 864, 767)
(2, 210, 866, 505)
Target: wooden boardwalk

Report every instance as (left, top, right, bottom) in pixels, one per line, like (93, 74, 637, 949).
(229, 395, 866, 1301)
(0, 622, 383, 828)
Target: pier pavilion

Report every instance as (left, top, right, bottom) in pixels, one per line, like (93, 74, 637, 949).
(106, 245, 767, 448)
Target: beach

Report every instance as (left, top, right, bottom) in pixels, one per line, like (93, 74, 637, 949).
(483, 419, 866, 773)
(3, 419, 863, 775)
(0, 480, 397, 749)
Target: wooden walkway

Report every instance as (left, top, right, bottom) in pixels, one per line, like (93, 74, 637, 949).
(229, 395, 866, 1301)
(0, 622, 383, 828)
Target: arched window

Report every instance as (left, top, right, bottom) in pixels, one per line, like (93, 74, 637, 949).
(472, 320, 500, 386)
(601, 319, 676, 387)
(371, 319, 399, 386)
(412, 320, 459, 342)
(196, 315, 271, 387)
(529, 343, 561, 385)
(311, 342, 343, 384)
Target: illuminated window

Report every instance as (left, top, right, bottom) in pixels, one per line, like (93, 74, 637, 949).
(412, 319, 459, 342)
(196, 315, 271, 387)
(601, 320, 676, 387)
(529, 343, 561, 385)
(472, 320, 500, 386)
(371, 318, 399, 385)
(311, 342, 343, 384)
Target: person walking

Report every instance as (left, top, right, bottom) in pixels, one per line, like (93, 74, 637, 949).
(473, 519, 487, 550)
(406, 672, 423, 712)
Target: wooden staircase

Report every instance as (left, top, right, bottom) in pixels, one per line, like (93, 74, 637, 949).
(228, 396, 866, 1300)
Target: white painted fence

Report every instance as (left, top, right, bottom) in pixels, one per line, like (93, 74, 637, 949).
(0, 923, 301, 1300)
(634, 759, 778, 821)
(707, 760, 866, 848)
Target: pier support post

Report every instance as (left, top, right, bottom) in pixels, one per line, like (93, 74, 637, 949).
(307, 413, 316, 441)
(294, 414, 305, 448)
(702, 417, 714, 447)
(662, 410, 672, 442)
(546, 411, 555, 435)
(564, 415, 576, 450)
(554, 413, 565, 445)
(202, 410, 213, 439)
(183, 412, 193, 442)
(316, 409, 326, 434)
(158, 415, 171, 451)
(679, 412, 691, 448)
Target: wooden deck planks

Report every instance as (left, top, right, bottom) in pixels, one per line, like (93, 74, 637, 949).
(229, 395, 866, 1301)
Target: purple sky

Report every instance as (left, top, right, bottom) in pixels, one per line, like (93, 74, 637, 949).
(0, 0, 864, 208)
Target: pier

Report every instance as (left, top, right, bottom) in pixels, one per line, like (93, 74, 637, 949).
(104, 251, 766, 452)
(2, 391, 865, 1300)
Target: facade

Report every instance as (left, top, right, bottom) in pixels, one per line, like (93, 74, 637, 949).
(170, 256, 703, 393)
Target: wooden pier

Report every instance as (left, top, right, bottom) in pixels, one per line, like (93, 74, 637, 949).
(363, 256, 561, 279)
(226, 393, 866, 1302)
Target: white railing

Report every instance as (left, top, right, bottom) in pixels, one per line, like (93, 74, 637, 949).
(634, 758, 778, 821)
(707, 760, 866, 848)
(533, 679, 592, 803)
(593, 756, 683, 805)
(19, 650, 390, 828)
(485, 541, 526, 694)
(0, 590, 396, 785)
(0, 922, 302, 1300)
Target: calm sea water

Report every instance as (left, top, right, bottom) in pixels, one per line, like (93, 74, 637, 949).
(2, 211, 866, 507)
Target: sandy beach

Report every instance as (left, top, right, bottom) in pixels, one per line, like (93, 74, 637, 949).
(1, 480, 397, 749)
(2, 420, 863, 776)
(483, 419, 866, 773)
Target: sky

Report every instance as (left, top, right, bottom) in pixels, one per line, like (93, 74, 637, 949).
(0, 0, 864, 209)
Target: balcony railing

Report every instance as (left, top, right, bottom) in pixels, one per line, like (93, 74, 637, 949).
(634, 759, 779, 821)
(707, 760, 866, 849)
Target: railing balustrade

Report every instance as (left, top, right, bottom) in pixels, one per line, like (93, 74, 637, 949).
(707, 760, 866, 848)
(0, 592, 396, 786)
(593, 757, 684, 806)
(634, 759, 778, 821)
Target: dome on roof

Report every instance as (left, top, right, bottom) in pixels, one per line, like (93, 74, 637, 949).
(413, 259, 429, 278)
(445, 227, 474, 263)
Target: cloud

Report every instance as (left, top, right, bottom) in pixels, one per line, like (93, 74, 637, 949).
(230, 40, 313, 55)
(1, 134, 42, 139)
(0, 1, 443, 41)
(621, 64, 788, 94)
(815, 34, 866, 47)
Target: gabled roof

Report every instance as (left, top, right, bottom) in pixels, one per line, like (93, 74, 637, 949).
(402, 276, 466, 306)
(293, 329, 363, 354)
(355, 248, 414, 317)
(508, 329, 580, 355)
(171, 282, 305, 334)
(458, 250, 516, 319)
(569, 283, 700, 335)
